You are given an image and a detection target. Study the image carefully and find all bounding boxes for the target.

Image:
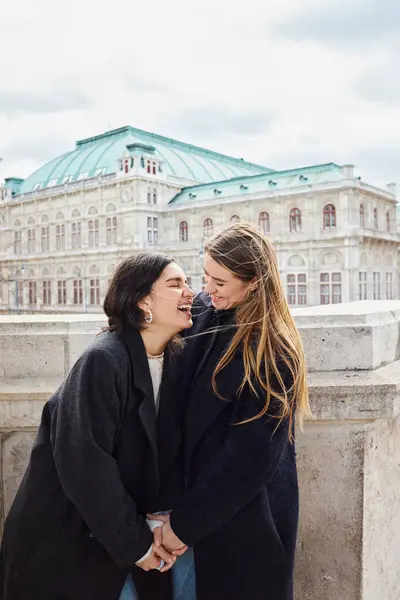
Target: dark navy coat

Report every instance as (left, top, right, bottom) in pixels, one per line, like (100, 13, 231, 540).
(171, 294, 299, 600)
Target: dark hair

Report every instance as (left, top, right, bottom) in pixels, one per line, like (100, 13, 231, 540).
(103, 252, 173, 332)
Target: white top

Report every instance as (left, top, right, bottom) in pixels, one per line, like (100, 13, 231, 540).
(147, 355, 164, 414)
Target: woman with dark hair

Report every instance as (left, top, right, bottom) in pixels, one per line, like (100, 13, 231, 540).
(149, 223, 311, 600)
(0, 253, 195, 600)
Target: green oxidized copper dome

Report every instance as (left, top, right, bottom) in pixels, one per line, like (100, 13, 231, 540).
(16, 125, 272, 195)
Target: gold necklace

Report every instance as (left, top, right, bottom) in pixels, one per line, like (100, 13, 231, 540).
(146, 352, 164, 360)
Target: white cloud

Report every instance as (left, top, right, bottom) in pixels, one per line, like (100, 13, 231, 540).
(0, 0, 399, 189)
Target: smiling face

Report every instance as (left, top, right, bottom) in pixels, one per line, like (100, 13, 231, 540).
(140, 261, 194, 333)
(203, 253, 253, 310)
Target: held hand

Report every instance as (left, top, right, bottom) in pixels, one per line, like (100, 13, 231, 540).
(147, 513, 187, 556)
(136, 542, 176, 573)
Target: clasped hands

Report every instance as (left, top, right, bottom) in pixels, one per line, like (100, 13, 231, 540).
(137, 513, 187, 573)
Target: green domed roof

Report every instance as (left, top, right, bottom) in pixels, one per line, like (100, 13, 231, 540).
(17, 126, 272, 195)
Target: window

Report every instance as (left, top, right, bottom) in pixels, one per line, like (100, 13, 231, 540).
(42, 280, 52, 305)
(47, 179, 58, 187)
(201, 275, 207, 291)
(385, 272, 393, 299)
(71, 221, 82, 248)
(259, 211, 270, 234)
(373, 272, 381, 300)
(146, 160, 157, 175)
(76, 172, 89, 181)
(323, 204, 336, 229)
(62, 175, 72, 184)
(56, 224, 65, 250)
(359, 272, 367, 300)
(58, 280, 67, 305)
(332, 273, 342, 304)
(289, 208, 301, 232)
(320, 272, 342, 304)
(230, 215, 240, 223)
(33, 183, 42, 191)
(386, 211, 391, 233)
(147, 189, 151, 204)
(360, 204, 365, 228)
(88, 220, 99, 247)
(90, 279, 100, 305)
(373, 208, 378, 229)
(123, 158, 131, 174)
(203, 218, 214, 239)
(28, 281, 37, 304)
(41, 226, 50, 252)
(17, 281, 24, 307)
(153, 189, 157, 204)
(147, 217, 158, 245)
(287, 274, 307, 305)
(73, 279, 83, 305)
(186, 277, 192, 288)
(14, 230, 22, 254)
(27, 228, 36, 253)
(287, 274, 296, 305)
(179, 221, 188, 242)
(106, 217, 117, 245)
(94, 167, 105, 176)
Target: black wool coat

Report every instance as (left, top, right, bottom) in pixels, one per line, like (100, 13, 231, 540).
(0, 329, 182, 600)
(170, 294, 299, 600)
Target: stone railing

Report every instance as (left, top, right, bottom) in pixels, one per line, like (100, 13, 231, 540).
(0, 302, 399, 600)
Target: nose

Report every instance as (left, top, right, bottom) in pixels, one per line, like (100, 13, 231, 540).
(204, 278, 216, 295)
(184, 284, 195, 298)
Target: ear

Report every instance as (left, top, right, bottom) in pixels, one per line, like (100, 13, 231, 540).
(138, 296, 151, 311)
(248, 278, 258, 292)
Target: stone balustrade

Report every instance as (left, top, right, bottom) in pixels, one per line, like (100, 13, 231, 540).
(0, 301, 399, 600)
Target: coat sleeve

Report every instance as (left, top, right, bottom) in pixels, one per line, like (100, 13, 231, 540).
(50, 346, 153, 568)
(170, 367, 294, 547)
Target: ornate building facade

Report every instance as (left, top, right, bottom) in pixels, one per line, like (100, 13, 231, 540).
(0, 125, 398, 313)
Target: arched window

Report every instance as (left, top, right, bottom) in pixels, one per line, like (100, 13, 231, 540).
(360, 204, 365, 228)
(230, 214, 240, 224)
(289, 208, 301, 232)
(258, 211, 270, 234)
(179, 221, 188, 242)
(56, 224, 65, 250)
(323, 204, 336, 229)
(203, 218, 213, 239)
(106, 217, 117, 245)
(373, 208, 378, 229)
(386, 211, 391, 233)
(88, 219, 99, 247)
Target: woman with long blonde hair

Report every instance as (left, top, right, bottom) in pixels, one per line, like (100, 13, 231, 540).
(149, 223, 311, 600)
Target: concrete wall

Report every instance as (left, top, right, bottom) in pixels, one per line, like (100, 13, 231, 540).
(0, 301, 399, 599)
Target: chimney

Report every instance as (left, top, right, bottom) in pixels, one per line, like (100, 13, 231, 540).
(341, 164, 355, 178)
(387, 182, 396, 196)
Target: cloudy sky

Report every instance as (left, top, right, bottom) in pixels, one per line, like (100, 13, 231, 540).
(1, 0, 399, 187)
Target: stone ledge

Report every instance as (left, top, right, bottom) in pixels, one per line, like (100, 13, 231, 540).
(1, 367, 399, 430)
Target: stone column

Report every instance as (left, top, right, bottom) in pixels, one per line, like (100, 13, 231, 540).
(293, 300, 400, 600)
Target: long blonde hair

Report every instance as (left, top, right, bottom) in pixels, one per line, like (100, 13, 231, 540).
(205, 222, 311, 439)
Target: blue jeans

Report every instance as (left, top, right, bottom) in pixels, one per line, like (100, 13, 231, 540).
(118, 547, 196, 600)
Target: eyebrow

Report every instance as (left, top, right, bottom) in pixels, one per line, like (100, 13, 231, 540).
(203, 269, 227, 284)
(165, 276, 187, 284)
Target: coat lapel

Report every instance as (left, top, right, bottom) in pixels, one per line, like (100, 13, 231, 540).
(156, 348, 182, 482)
(185, 352, 244, 467)
(182, 295, 243, 469)
(121, 329, 159, 479)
